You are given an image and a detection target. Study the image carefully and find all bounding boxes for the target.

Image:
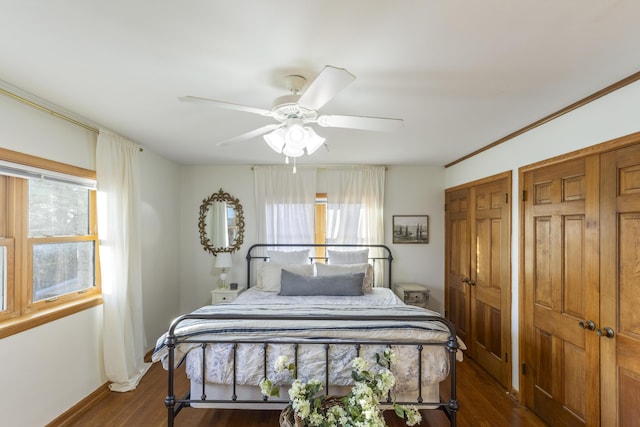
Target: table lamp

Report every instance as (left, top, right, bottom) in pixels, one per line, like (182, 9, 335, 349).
(215, 252, 232, 289)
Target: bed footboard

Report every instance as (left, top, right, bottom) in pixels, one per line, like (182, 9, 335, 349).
(162, 313, 459, 427)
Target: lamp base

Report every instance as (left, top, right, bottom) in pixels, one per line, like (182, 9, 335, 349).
(219, 271, 228, 289)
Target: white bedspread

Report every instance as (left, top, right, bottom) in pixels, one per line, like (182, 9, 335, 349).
(152, 288, 456, 393)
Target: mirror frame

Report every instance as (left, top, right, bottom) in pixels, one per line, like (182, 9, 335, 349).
(198, 188, 245, 255)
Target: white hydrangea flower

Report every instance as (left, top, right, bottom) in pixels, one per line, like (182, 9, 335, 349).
(352, 356, 368, 372)
(293, 398, 311, 419)
(405, 405, 423, 426)
(273, 350, 421, 427)
(384, 348, 397, 364)
(275, 355, 288, 372)
(259, 378, 272, 396)
(288, 379, 305, 400)
(376, 369, 395, 393)
(307, 410, 325, 426)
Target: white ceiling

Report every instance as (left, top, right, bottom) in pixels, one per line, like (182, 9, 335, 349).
(1, 1, 639, 166)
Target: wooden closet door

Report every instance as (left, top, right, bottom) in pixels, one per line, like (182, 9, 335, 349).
(600, 146, 640, 427)
(445, 188, 470, 345)
(470, 178, 511, 388)
(522, 156, 600, 427)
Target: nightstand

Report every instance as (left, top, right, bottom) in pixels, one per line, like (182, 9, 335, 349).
(211, 287, 243, 304)
(394, 282, 430, 308)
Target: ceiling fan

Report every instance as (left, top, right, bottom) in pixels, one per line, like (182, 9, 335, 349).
(179, 65, 403, 158)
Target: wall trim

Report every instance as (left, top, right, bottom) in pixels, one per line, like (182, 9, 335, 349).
(45, 383, 110, 427)
(445, 70, 640, 168)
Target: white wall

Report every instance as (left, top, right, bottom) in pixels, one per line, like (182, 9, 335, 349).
(444, 79, 640, 393)
(0, 91, 182, 426)
(178, 165, 256, 313)
(139, 149, 182, 345)
(385, 166, 446, 313)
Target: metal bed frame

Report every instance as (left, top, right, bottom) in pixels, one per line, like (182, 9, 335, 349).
(163, 244, 459, 426)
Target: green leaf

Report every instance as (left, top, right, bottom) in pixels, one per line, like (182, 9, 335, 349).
(393, 403, 405, 418)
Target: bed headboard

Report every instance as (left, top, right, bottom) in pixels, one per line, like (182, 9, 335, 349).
(245, 243, 393, 289)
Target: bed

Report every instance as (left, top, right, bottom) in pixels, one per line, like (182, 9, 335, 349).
(153, 244, 461, 426)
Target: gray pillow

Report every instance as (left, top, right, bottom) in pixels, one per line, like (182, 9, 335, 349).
(279, 269, 364, 296)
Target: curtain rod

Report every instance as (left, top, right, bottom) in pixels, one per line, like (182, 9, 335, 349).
(0, 86, 143, 152)
(251, 165, 388, 170)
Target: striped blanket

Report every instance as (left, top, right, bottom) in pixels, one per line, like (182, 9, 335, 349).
(152, 303, 457, 392)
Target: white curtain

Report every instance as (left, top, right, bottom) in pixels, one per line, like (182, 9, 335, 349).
(97, 129, 150, 392)
(254, 165, 317, 245)
(325, 166, 385, 244)
(325, 166, 386, 284)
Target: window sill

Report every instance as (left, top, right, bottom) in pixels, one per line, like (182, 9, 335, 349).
(0, 295, 103, 339)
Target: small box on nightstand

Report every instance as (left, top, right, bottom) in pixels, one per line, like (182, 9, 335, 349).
(394, 282, 430, 308)
(211, 287, 243, 304)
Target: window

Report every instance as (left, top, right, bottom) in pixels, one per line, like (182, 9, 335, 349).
(313, 193, 328, 261)
(0, 150, 101, 338)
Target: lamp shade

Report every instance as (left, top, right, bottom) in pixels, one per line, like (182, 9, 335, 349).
(284, 123, 307, 148)
(283, 143, 305, 158)
(263, 128, 286, 153)
(215, 252, 232, 269)
(304, 127, 326, 155)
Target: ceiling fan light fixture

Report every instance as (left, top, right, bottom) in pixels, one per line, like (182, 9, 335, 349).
(282, 143, 305, 158)
(263, 123, 324, 158)
(284, 123, 307, 148)
(304, 127, 325, 155)
(263, 128, 286, 153)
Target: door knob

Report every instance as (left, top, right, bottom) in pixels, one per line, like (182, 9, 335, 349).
(469, 280, 476, 286)
(596, 327, 615, 338)
(578, 320, 596, 331)
(461, 277, 470, 284)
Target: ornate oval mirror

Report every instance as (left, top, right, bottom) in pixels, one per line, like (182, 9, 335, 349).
(198, 188, 245, 255)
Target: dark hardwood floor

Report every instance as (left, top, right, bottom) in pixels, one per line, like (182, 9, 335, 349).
(53, 357, 547, 427)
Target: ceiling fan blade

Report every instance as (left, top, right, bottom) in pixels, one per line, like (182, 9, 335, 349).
(216, 123, 285, 146)
(297, 66, 356, 111)
(179, 96, 273, 117)
(316, 114, 404, 132)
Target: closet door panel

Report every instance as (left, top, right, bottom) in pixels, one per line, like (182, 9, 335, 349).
(445, 189, 470, 345)
(523, 157, 600, 426)
(446, 172, 511, 390)
(471, 178, 510, 387)
(601, 145, 640, 426)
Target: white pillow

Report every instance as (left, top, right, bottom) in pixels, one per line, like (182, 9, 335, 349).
(315, 262, 374, 293)
(267, 249, 310, 265)
(327, 249, 369, 265)
(256, 263, 314, 292)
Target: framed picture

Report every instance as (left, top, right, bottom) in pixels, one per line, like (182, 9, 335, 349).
(393, 215, 429, 244)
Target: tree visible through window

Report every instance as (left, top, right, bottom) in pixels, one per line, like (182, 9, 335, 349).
(29, 180, 96, 302)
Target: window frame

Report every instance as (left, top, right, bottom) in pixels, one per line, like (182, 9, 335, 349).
(0, 148, 101, 339)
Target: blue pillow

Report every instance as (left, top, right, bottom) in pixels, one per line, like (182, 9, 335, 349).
(279, 269, 364, 296)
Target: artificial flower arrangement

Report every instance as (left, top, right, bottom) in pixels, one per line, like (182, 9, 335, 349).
(259, 348, 422, 427)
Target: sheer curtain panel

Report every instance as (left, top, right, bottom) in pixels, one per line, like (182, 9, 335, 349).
(254, 166, 316, 245)
(326, 166, 385, 285)
(325, 166, 385, 245)
(97, 129, 150, 392)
